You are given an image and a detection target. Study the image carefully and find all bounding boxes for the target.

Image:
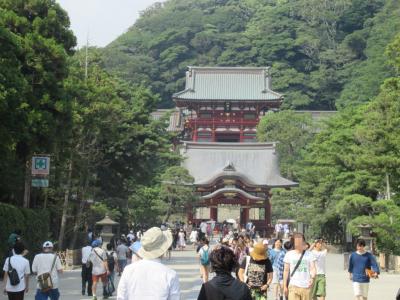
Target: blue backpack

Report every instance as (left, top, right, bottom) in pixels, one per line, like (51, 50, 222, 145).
(200, 247, 209, 265)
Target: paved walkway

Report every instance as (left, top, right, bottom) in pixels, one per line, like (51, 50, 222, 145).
(20, 247, 399, 300)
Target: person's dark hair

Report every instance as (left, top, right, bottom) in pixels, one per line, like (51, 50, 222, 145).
(15, 229, 22, 236)
(357, 239, 366, 247)
(210, 246, 237, 274)
(283, 241, 292, 251)
(273, 239, 282, 248)
(201, 237, 209, 245)
(13, 241, 25, 255)
(106, 243, 112, 250)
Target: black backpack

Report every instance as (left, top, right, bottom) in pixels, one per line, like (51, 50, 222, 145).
(106, 251, 115, 272)
(8, 257, 21, 286)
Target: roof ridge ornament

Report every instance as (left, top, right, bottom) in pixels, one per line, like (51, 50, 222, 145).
(223, 161, 236, 171)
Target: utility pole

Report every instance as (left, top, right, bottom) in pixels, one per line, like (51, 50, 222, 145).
(85, 33, 89, 82)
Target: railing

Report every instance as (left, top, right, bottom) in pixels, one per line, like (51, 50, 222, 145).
(187, 118, 259, 127)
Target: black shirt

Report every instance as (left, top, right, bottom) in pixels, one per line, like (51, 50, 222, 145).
(240, 257, 273, 287)
(197, 273, 252, 300)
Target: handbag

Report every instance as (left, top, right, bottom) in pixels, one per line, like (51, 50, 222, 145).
(8, 257, 21, 286)
(38, 254, 58, 292)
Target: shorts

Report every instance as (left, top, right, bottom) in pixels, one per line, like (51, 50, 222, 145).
(311, 274, 326, 297)
(92, 273, 107, 284)
(353, 282, 369, 297)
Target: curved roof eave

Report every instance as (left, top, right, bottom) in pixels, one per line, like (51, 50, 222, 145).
(201, 187, 264, 201)
(196, 171, 264, 187)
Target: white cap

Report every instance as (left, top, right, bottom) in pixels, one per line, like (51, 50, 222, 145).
(43, 241, 54, 248)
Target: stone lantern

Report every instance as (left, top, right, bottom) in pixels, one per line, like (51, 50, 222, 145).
(357, 224, 375, 253)
(96, 214, 119, 249)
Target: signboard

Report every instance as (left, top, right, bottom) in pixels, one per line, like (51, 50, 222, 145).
(31, 178, 49, 188)
(32, 156, 50, 175)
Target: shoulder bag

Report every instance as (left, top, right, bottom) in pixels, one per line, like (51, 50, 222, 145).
(8, 257, 21, 286)
(38, 254, 58, 292)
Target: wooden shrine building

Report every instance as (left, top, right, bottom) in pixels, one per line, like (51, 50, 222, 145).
(173, 66, 297, 233)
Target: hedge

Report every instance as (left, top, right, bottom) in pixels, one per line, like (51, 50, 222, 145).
(0, 203, 50, 265)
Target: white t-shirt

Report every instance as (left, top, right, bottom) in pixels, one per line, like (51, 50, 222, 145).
(32, 253, 63, 289)
(284, 250, 316, 288)
(200, 222, 207, 233)
(3, 255, 30, 292)
(89, 247, 107, 275)
(82, 246, 92, 264)
(311, 249, 327, 275)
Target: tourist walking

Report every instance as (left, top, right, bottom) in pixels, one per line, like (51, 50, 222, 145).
(277, 241, 292, 300)
(269, 239, 283, 300)
(116, 240, 129, 275)
(283, 233, 316, 300)
(2, 241, 30, 300)
(198, 237, 211, 283)
(32, 241, 63, 300)
(238, 242, 273, 300)
(105, 243, 118, 297)
(88, 240, 109, 300)
(197, 245, 252, 300)
(117, 227, 180, 300)
(177, 229, 186, 250)
(81, 241, 93, 296)
(310, 238, 328, 300)
(348, 239, 379, 300)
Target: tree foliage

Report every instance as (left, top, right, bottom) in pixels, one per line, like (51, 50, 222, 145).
(103, 0, 398, 110)
(274, 34, 400, 252)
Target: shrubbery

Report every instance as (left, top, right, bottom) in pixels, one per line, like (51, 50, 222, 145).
(0, 203, 49, 265)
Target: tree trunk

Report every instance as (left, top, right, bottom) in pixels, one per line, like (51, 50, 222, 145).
(163, 195, 173, 223)
(69, 177, 89, 249)
(58, 159, 72, 250)
(23, 159, 31, 208)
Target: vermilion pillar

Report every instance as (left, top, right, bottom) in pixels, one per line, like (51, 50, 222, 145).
(210, 206, 218, 220)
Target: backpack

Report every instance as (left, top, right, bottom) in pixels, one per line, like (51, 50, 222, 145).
(7, 257, 21, 286)
(200, 247, 210, 265)
(106, 251, 115, 272)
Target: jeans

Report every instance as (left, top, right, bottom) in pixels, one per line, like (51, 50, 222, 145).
(35, 288, 60, 300)
(118, 259, 127, 273)
(81, 263, 93, 295)
(107, 271, 115, 295)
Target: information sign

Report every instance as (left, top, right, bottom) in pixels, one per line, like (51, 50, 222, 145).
(31, 178, 49, 188)
(31, 156, 50, 175)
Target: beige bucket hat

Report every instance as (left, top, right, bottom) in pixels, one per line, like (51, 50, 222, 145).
(137, 227, 173, 259)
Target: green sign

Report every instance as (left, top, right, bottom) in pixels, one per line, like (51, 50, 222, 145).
(32, 156, 50, 175)
(32, 178, 49, 188)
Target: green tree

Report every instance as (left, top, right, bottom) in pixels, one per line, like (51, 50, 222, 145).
(160, 166, 195, 222)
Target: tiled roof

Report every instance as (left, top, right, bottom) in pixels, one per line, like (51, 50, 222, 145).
(173, 66, 283, 101)
(180, 142, 297, 188)
(150, 109, 183, 132)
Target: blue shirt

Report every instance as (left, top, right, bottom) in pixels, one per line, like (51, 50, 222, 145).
(276, 249, 287, 281)
(348, 251, 379, 283)
(268, 248, 281, 268)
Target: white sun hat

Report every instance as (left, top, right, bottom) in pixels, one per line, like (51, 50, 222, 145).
(42, 241, 54, 248)
(137, 227, 172, 259)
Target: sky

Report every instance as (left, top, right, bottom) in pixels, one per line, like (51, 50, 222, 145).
(57, 0, 164, 48)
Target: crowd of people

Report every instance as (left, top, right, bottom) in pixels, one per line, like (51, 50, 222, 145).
(2, 222, 381, 300)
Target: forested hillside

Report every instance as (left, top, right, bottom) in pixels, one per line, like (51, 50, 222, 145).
(102, 0, 400, 109)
